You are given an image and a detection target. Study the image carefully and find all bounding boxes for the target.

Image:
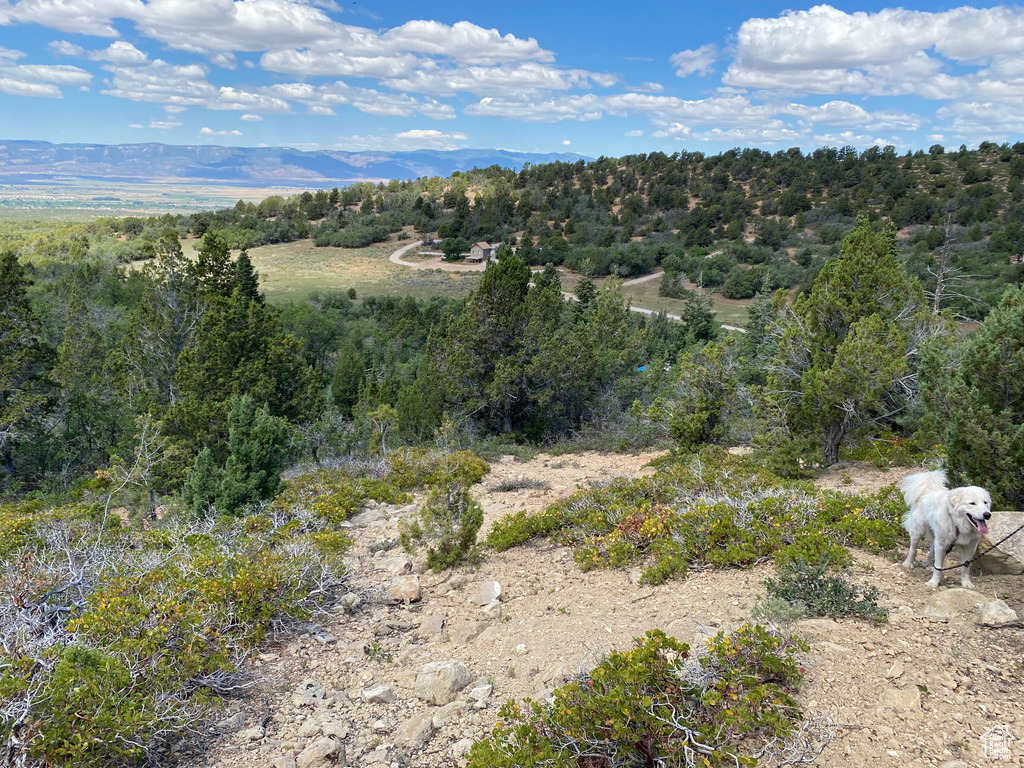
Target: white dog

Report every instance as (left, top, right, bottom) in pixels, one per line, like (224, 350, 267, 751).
(901, 469, 992, 589)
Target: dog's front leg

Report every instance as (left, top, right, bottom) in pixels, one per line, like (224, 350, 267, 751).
(927, 541, 949, 588)
(902, 534, 920, 570)
(960, 543, 977, 590)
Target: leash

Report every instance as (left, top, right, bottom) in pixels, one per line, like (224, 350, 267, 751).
(933, 521, 1024, 571)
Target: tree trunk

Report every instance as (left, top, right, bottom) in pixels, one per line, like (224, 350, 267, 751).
(822, 423, 844, 466)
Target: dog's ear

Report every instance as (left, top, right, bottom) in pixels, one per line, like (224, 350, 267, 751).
(947, 490, 963, 512)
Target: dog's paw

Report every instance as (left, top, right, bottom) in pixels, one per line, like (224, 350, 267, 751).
(962, 580, 976, 590)
(927, 579, 941, 589)
(901, 560, 915, 570)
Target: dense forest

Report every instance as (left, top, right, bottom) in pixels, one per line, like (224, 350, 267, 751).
(1, 142, 1023, 766)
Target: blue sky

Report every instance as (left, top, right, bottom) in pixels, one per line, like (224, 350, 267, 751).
(0, 0, 1021, 156)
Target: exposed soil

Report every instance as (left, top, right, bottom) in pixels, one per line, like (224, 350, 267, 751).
(180, 454, 1024, 768)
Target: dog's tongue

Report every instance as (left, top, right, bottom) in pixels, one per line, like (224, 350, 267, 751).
(977, 519, 989, 536)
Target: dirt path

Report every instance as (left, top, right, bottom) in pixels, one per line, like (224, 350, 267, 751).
(389, 241, 486, 273)
(386, 243, 746, 331)
(180, 455, 1024, 768)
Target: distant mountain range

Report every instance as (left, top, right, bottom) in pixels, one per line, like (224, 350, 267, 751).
(0, 140, 589, 185)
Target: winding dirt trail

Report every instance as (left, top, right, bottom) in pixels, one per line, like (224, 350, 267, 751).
(387, 243, 746, 332)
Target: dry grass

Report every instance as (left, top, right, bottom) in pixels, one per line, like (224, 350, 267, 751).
(247, 238, 481, 304)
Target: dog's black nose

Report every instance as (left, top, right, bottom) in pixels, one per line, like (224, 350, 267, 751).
(984, 511, 992, 519)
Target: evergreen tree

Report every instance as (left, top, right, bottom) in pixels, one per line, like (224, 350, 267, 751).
(0, 251, 53, 480)
(166, 287, 319, 465)
(438, 248, 532, 433)
(122, 231, 203, 410)
(182, 395, 287, 515)
(331, 340, 365, 417)
(923, 284, 1024, 507)
(54, 289, 123, 473)
(233, 250, 263, 304)
(765, 219, 935, 464)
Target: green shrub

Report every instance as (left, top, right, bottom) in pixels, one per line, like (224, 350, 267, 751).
(469, 624, 810, 768)
(399, 480, 483, 571)
(765, 559, 887, 623)
(485, 450, 904, 583)
(0, 502, 351, 767)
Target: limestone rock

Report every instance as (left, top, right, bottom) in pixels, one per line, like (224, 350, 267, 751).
(272, 756, 297, 768)
(468, 684, 492, 702)
(923, 588, 986, 620)
(394, 714, 435, 749)
(338, 592, 361, 613)
(453, 621, 487, 645)
(215, 711, 246, 732)
(292, 679, 326, 707)
(415, 660, 472, 705)
(239, 725, 264, 741)
(389, 574, 421, 604)
(472, 580, 501, 606)
(979, 599, 1019, 626)
(879, 687, 921, 710)
(349, 508, 386, 526)
(451, 738, 474, 758)
(885, 660, 905, 680)
(977, 511, 1024, 575)
(382, 556, 413, 574)
(432, 701, 465, 728)
(295, 738, 343, 768)
(362, 685, 397, 705)
(474, 625, 503, 645)
(481, 599, 502, 620)
(297, 719, 322, 738)
(418, 613, 445, 638)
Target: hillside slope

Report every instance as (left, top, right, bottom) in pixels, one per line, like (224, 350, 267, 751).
(180, 454, 1024, 768)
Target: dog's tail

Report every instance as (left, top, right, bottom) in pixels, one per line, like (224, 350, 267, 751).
(900, 469, 948, 509)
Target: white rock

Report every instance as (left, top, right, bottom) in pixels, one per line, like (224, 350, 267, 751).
(432, 701, 465, 727)
(472, 581, 502, 606)
(415, 660, 472, 705)
(453, 621, 487, 645)
(885, 660, 905, 680)
(389, 574, 421, 603)
(292, 679, 326, 708)
(468, 684, 492, 702)
(394, 714, 435, 749)
(514, 643, 529, 655)
(451, 738, 474, 758)
(295, 737, 341, 768)
(482, 599, 502, 620)
(239, 725, 264, 742)
(878, 687, 921, 710)
(979, 599, 1019, 626)
(924, 588, 986, 621)
(297, 719, 321, 738)
(362, 685, 397, 705)
(382, 556, 413, 574)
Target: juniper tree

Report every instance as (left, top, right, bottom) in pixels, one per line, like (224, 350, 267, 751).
(764, 219, 938, 464)
(0, 251, 53, 480)
(921, 284, 1024, 507)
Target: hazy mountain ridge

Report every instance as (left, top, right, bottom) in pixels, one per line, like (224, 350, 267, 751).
(0, 140, 589, 184)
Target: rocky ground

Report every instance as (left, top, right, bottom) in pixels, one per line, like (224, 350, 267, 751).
(178, 453, 1024, 768)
